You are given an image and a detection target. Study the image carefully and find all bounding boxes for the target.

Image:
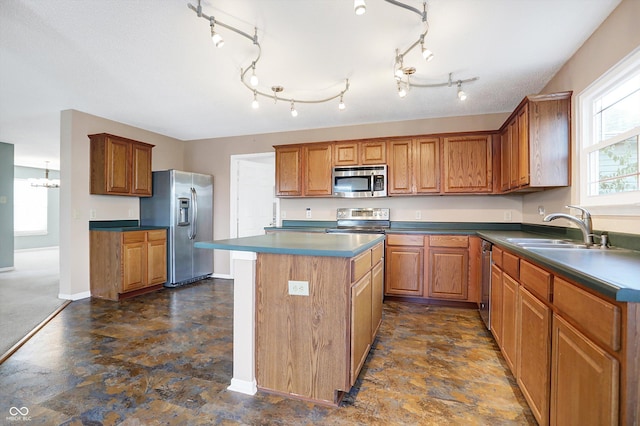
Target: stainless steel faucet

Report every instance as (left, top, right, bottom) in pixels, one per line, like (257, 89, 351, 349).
(543, 205, 594, 246)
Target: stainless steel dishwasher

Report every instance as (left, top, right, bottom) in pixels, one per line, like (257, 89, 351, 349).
(479, 240, 492, 329)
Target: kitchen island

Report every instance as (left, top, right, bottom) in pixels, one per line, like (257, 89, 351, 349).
(195, 232, 385, 405)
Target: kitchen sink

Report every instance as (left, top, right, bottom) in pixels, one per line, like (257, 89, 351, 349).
(506, 237, 589, 249)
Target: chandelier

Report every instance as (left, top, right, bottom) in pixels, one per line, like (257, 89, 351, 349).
(28, 161, 60, 188)
(187, 0, 350, 117)
(354, 0, 479, 100)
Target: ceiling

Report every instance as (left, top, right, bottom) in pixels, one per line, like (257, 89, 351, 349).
(0, 0, 622, 170)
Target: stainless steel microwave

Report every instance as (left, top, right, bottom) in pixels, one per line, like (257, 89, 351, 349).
(332, 164, 387, 198)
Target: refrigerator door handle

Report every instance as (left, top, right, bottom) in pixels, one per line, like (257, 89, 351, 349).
(189, 187, 198, 240)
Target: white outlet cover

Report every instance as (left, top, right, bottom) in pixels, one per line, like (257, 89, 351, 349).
(288, 280, 309, 296)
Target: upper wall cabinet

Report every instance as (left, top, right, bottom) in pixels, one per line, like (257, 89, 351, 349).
(275, 143, 333, 197)
(499, 91, 572, 193)
(443, 134, 493, 193)
(333, 140, 386, 166)
(89, 133, 154, 197)
(387, 137, 440, 195)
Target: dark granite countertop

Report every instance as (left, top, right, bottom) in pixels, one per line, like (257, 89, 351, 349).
(195, 233, 385, 258)
(89, 220, 167, 232)
(89, 226, 167, 232)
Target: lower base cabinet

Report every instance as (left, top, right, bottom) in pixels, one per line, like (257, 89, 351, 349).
(550, 314, 619, 426)
(90, 229, 167, 300)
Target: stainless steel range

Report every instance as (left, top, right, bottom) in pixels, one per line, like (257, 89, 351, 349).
(326, 208, 390, 234)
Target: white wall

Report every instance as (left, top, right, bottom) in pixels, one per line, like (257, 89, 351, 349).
(523, 0, 640, 235)
(60, 110, 184, 299)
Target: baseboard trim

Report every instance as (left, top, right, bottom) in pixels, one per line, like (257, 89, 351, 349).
(212, 273, 234, 279)
(58, 291, 91, 301)
(228, 378, 257, 395)
(0, 266, 15, 272)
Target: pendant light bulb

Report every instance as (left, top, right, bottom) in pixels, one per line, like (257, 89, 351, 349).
(354, 0, 366, 15)
(290, 101, 298, 117)
(421, 47, 434, 62)
(251, 91, 259, 109)
(210, 21, 224, 48)
(397, 82, 407, 98)
(457, 82, 467, 101)
(250, 66, 259, 87)
(338, 95, 346, 111)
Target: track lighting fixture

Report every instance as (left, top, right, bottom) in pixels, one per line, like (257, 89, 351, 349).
(338, 95, 346, 111)
(188, 0, 349, 117)
(421, 44, 434, 62)
(354, 0, 366, 15)
(397, 81, 407, 98)
(290, 101, 298, 117)
(457, 82, 467, 101)
(252, 91, 259, 109)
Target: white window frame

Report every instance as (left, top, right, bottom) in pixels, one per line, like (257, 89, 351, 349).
(14, 178, 49, 236)
(577, 47, 640, 216)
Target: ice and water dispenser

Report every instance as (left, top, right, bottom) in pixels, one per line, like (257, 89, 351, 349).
(178, 197, 190, 226)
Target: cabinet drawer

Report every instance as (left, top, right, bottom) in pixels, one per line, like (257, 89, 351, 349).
(147, 229, 166, 241)
(520, 260, 552, 301)
(371, 243, 383, 265)
(386, 234, 425, 247)
(122, 231, 146, 243)
(492, 246, 503, 268)
(502, 250, 520, 280)
(429, 235, 469, 248)
(352, 249, 372, 282)
(554, 277, 621, 352)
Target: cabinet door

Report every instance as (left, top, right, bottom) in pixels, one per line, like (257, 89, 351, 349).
(351, 271, 372, 386)
(500, 128, 511, 192)
(550, 315, 619, 426)
(490, 264, 503, 345)
(427, 248, 469, 300)
(517, 104, 530, 186)
(385, 246, 423, 296)
(147, 237, 167, 286)
(415, 137, 440, 193)
(275, 146, 302, 196)
(387, 138, 413, 194)
(122, 241, 146, 292)
(361, 140, 386, 164)
(333, 141, 359, 166)
(517, 287, 551, 426)
(106, 136, 131, 194)
(508, 120, 519, 189)
(371, 261, 383, 339)
(442, 135, 493, 193)
(304, 143, 332, 196)
(131, 143, 152, 196)
(501, 273, 519, 374)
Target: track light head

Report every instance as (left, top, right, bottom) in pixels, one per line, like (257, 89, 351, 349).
(250, 65, 259, 87)
(251, 91, 259, 109)
(338, 95, 346, 111)
(421, 47, 434, 62)
(354, 0, 366, 15)
(457, 82, 467, 101)
(210, 19, 224, 48)
(290, 101, 298, 117)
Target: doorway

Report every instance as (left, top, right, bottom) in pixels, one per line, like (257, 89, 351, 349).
(229, 153, 277, 274)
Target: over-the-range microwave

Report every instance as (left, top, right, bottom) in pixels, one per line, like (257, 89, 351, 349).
(332, 164, 387, 198)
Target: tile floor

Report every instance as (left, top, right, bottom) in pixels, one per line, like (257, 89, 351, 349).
(0, 278, 535, 425)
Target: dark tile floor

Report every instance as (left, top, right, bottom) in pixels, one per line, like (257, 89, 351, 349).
(0, 278, 535, 425)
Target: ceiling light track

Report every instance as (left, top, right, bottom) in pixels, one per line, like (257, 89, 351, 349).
(188, 0, 350, 115)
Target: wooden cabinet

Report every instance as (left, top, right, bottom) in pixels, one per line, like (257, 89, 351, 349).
(551, 315, 619, 426)
(333, 140, 386, 166)
(275, 145, 303, 196)
(385, 234, 424, 296)
(426, 235, 469, 301)
(274, 144, 332, 196)
(387, 138, 414, 195)
(89, 133, 154, 197)
(387, 137, 440, 195)
(490, 263, 504, 345)
(442, 134, 493, 193)
(255, 242, 384, 405)
(90, 229, 167, 300)
(518, 286, 552, 425)
(498, 92, 571, 193)
(501, 272, 519, 374)
(415, 137, 440, 193)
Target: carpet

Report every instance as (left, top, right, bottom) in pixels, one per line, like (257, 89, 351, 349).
(0, 248, 66, 359)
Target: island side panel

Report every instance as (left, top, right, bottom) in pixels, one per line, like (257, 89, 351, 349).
(256, 253, 351, 404)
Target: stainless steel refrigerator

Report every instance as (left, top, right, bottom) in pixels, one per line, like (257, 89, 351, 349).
(140, 170, 213, 287)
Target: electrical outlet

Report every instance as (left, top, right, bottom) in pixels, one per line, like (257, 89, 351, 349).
(90, 209, 97, 219)
(128, 209, 135, 218)
(538, 205, 546, 216)
(306, 208, 312, 219)
(281, 210, 287, 219)
(288, 280, 309, 296)
(504, 210, 512, 221)
(415, 210, 421, 219)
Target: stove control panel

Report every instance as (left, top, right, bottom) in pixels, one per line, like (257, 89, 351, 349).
(336, 208, 390, 220)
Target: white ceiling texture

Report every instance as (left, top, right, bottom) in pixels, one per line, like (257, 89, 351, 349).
(0, 0, 622, 170)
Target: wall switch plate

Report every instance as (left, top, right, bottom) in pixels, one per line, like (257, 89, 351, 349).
(306, 208, 312, 218)
(281, 210, 286, 219)
(415, 210, 421, 219)
(504, 210, 512, 221)
(128, 209, 135, 218)
(288, 280, 309, 296)
(89, 209, 97, 219)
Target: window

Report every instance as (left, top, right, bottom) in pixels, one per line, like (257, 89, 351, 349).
(579, 48, 640, 213)
(14, 178, 48, 236)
